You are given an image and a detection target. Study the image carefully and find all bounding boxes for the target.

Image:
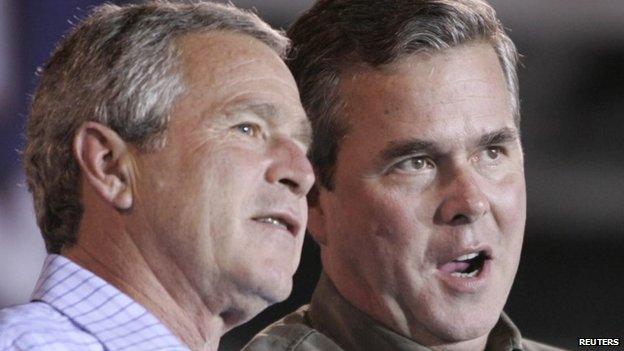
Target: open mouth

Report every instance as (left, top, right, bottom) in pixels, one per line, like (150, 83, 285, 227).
(252, 213, 299, 236)
(254, 216, 290, 231)
(439, 251, 489, 278)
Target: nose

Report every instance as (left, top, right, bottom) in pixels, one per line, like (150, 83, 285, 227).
(436, 167, 490, 225)
(265, 136, 315, 197)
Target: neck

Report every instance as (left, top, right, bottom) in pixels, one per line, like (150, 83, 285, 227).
(323, 272, 490, 351)
(384, 297, 489, 351)
(369, 293, 489, 351)
(428, 337, 489, 351)
(64, 227, 227, 351)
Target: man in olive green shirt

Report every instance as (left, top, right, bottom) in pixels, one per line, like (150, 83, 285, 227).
(246, 0, 564, 350)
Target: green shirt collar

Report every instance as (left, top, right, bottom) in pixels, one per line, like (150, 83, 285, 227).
(308, 273, 524, 351)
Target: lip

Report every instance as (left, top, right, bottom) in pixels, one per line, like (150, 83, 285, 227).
(251, 210, 301, 237)
(435, 245, 493, 294)
(438, 244, 493, 265)
(436, 258, 491, 293)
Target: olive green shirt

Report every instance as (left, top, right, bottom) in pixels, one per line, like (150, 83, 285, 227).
(244, 274, 565, 351)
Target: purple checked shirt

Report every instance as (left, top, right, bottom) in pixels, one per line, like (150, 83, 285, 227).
(0, 254, 189, 351)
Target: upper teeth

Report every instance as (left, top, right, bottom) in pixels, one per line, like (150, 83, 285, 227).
(451, 270, 480, 278)
(257, 217, 287, 228)
(455, 252, 479, 261)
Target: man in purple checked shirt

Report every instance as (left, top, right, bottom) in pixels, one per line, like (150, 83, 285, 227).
(0, 2, 314, 350)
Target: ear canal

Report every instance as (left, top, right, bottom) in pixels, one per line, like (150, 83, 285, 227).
(111, 151, 137, 211)
(307, 205, 328, 246)
(73, 121, 136, 211)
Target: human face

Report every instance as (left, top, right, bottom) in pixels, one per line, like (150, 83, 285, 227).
(131, 32, 314, 321)
(311, 43, 525, 346)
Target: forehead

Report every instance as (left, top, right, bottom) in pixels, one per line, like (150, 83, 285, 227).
(167, 31, 310, 145)
(338, 43, 514, 146)
(176, 31, 300, 106)
(176, 31, 286, 91)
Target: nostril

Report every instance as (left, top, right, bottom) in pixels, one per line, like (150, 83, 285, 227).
(450, 214, 471, 225)
(279, 178, 299, 192)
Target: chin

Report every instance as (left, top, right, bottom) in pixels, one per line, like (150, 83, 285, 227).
(430, 304, 501, 344)
(238, 264, 294, 306)
(262, 257, 297, 299)
(230, 283, 290, 327)
(260, 272, 293, 304)
(223, 289, 272, 327)
(437, 318, 496, 343)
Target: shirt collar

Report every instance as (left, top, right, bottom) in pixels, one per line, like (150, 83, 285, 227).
(31, 254, 188, 350)
(308, 273, 524, 351)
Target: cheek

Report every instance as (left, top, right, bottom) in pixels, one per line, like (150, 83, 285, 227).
(333, 183, 430, 261)
(181, 151, 261, 241)
(500, 172, 525, 223)
(490, 172, 526, 252)
(330, 186, 434, 296)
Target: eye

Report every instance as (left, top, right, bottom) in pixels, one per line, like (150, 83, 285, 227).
(234, 122, 262, 138)
(485, 146, 501, 160)
(393, 156, 435, 173)
(476, 146, 505, 166)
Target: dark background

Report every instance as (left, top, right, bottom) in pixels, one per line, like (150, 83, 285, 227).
(0, 1, 622, 350)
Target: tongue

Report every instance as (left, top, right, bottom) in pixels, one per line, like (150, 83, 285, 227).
(439, 261, 470, 274)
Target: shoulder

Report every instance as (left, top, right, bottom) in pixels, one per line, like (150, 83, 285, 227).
(244, 305, 344, 351)
(0, 302, 103, 351)
(522, 338, 569, 351)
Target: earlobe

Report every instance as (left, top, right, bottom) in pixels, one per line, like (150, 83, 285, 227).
(308, 186, 332, 246)
(73, 122, 135, 210)
(307, 204, 327, 246)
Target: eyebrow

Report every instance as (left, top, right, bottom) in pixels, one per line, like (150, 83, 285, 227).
(379, 127, 519, 162)
(229, 102, 312, 149)
(380, 139, 437, 162)
(477, 127, 519, 147)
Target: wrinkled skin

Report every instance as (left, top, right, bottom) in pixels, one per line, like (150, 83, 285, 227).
(310, 43, 526, 350)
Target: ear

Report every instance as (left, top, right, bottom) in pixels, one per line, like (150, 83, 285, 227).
(73, 122, 135, 210)
(307, 185, 330, 247)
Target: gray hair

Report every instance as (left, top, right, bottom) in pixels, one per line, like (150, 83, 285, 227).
(24, 1, 289, 253)
(287, 0, 519, 193)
